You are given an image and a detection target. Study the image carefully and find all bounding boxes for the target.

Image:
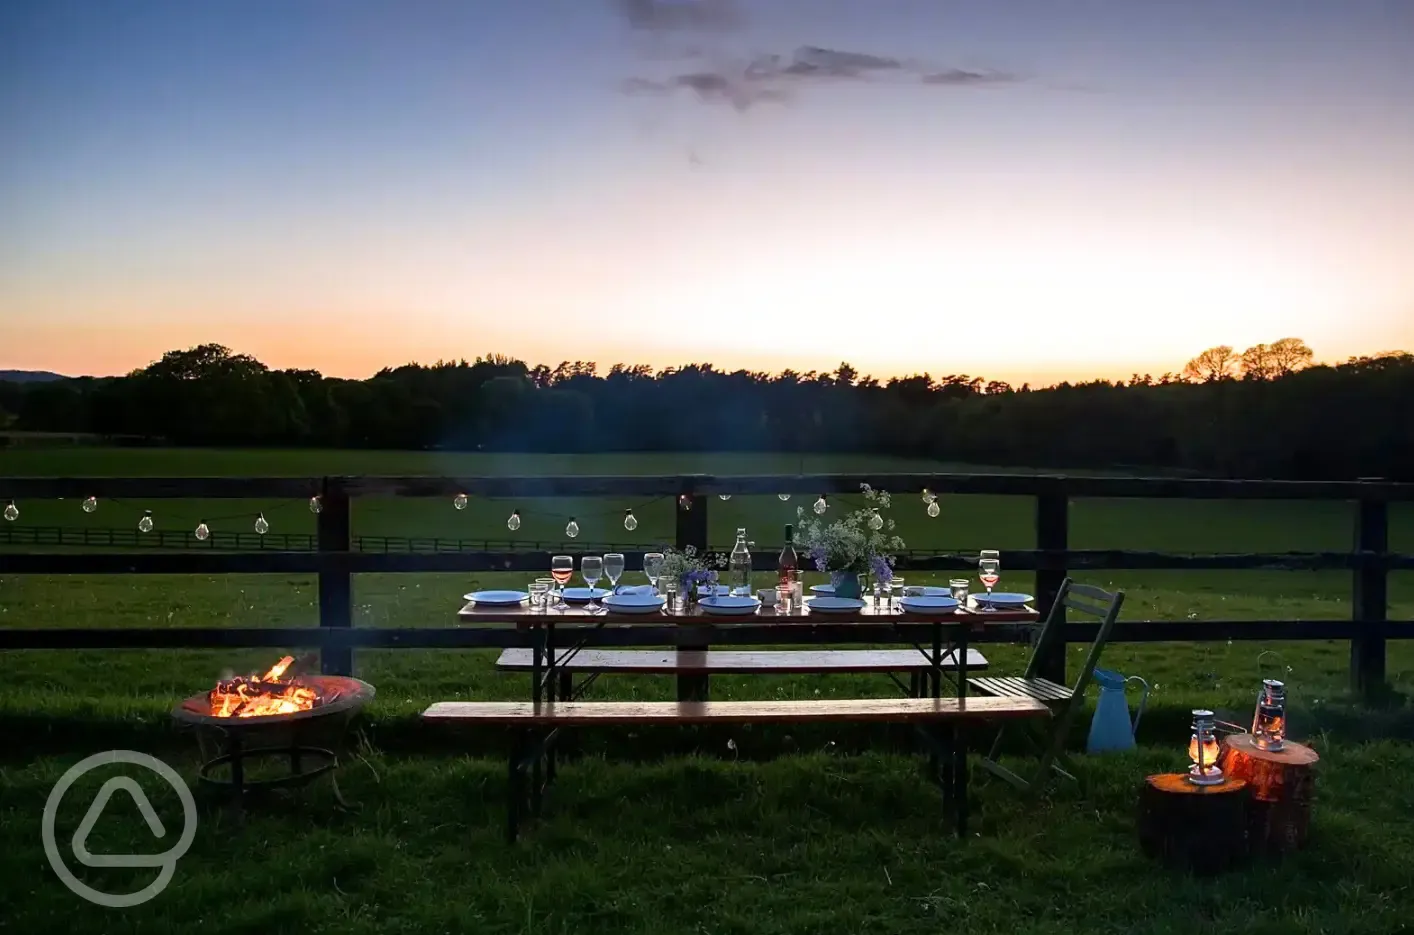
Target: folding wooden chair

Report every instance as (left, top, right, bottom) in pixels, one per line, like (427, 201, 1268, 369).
(968, 577, 1125, 793)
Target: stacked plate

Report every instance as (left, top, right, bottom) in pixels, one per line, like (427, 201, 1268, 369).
(898, 595, 961, 614)
(463, 590, 528, 606)
(804, 596, 867, 613)
(561, 587, 611, 603)
(601, 592, 667, 615)
(973, 592, 1033, 609)
(699, 595, 761, 616)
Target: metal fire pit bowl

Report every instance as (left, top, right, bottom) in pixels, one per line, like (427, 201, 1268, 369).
(172, 675, 375, 810)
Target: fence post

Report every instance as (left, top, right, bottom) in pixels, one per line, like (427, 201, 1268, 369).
(1350, 496, 1388, 702)
(674, 482, 710, 701)
(318, 477, 354, 677)
(1034, 482, 1069, 686)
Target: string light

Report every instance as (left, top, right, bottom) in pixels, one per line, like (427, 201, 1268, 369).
(309, 496, 322, 514)
(719, 494, 732, 501)
(922, 488, 936, 503)
(194, 521, 210, 541)
(678, 495, 692, 510)
(868, 509, 884, 531)
(3, 501, 17, 522)
(138, 510, 154, 533)
(926, 499, 941, 518)
(565, 518, 580, 538)
(453, 492, 468, 510)
(813, 495, 828, 515)
(82, 496, 98, 513)
(507, 509, 521, 531)
(778, 494, 791, 501)
(254, 513, 269, 535)
(623, 509, 638, 531)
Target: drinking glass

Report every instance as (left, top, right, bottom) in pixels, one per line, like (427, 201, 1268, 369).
(949, 578, 970, 607)
(978, 550, 1001, 611)
(535, 577, 555, 611)
(604, 553, 626, 594)
(551, 555, 574, 610)
(887, 576, 904, 611)
(581, 555, 604, 614)
(528, 580, 550, 612)
(643, 552, 665, 592)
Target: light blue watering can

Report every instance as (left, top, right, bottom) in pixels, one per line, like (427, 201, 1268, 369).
(1086, 668, 1150, 753)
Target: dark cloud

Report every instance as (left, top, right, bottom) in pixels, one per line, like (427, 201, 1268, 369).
(790, 46, 901, 77)
(920, 68, 1017, 86)
(615, 0, 743, 33)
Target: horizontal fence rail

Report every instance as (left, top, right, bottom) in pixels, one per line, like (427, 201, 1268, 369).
(1, 472, 1410, 699)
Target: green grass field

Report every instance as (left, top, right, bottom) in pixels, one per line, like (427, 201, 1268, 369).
(2, 447, 1413, 933)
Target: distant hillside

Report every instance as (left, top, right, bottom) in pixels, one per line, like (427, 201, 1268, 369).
(0, 370, 70, 383)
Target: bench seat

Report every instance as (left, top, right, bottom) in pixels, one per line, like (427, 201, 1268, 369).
(494, 647, 988, 675)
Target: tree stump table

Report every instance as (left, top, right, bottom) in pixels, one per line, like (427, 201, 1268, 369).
(1218, 734, 1319, 855)
(1138, 774, 1249, 876)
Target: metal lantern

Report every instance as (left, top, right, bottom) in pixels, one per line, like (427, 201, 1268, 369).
(1251, 679, 1286, 752)
(1186, 709, 1224, 786)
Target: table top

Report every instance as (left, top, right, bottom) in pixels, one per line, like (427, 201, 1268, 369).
(456, 597, 1038, 629)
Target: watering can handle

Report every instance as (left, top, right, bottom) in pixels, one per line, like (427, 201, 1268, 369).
(1124, 675, 1150, 736)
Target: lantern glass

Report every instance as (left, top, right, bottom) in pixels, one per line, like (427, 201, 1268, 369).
(1251, 678, 1286, 752)
(1186, 709, 1224, 786)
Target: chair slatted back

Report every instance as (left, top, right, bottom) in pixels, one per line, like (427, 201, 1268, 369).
(1022, 578, 1125, 692)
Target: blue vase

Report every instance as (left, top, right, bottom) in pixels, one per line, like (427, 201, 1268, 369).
(830, 571, 862, 600)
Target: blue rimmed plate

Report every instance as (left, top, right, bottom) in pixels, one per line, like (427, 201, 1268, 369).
(699, 595, 761, 616)
(562, 587, 611, 603)
(602, 592, 667, 614)
(805, 596, 867, 613)
(974, 592, 1033, 608)
(463, 590, 529, 606)
(809, 584, 835, 595)
(899, 595, 961, 614)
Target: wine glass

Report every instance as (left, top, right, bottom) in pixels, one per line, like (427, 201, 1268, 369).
(551, 554, 573, 610)
(581, 555, 604, 614)
(643, 551, 665, 593)
(978, 549, 1000, 611)
(603, 553, 626, 594)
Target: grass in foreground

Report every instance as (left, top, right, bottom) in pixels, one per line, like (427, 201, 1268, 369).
(3, 738, 1413, 935)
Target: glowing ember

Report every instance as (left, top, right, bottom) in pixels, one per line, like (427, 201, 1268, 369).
(208, 655, 322, 717)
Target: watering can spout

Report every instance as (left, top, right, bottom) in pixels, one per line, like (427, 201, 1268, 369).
(1086, 668, 1150, 754)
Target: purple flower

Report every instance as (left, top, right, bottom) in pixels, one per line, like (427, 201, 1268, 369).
(870, 555, 893, 584)
(809, 545, 828, 572)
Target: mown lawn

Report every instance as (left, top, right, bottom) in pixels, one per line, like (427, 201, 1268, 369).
(2, 448, 1413, 932)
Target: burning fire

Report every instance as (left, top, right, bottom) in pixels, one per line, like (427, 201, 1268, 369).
(208, 655, 321, 717)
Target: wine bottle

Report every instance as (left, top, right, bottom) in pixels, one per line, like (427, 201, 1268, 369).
(777, 524, 798, 593)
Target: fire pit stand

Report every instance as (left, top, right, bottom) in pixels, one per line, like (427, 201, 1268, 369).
(172, 674, 375, 812)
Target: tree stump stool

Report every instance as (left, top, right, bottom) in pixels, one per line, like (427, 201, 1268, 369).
(1218, 734, 1319, 855)
(1138, 774, 1249, 876)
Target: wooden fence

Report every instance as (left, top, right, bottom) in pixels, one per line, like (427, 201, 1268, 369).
(1, 473, 1411, 700)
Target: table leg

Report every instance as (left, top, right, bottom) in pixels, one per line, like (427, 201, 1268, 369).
(953, 722, 969, 838)
(931, 623, 943, 699)
(957, 627, 969, 701)
(677, 629, 710, 701)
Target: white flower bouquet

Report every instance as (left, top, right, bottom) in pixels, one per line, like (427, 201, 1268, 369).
(794, 484, 905, 583)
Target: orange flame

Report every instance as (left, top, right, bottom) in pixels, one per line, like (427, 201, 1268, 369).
(208, 655, 321, 717)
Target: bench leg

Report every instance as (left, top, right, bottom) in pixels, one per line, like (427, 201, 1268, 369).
(952, 723, 968, 838)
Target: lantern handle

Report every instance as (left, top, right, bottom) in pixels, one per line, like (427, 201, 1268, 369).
(1256, 649, 1285, 680)
(1213, 719, 1247, 737)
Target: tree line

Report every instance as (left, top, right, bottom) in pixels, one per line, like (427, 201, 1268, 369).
(1, 340, 1411, 480)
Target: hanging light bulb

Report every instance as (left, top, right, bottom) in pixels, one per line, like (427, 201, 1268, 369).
(922, 488, 936, 503)
(82, 496, 98, 513)
(718, 494, 732, 501)
(138, 510, 154, 533)
(678, 495, 692, 510)
(623, 509, 638, 531)
(309, 495, 322, 514)
(777, 493, 791, 501)
(194, 521, 210, 541)
(813, 495, 828, 514)
(453, 492, 468, 510)
(565, 517, 580, 539)
(254, 513, 269, 535)
(507, 509, 521, 531)
(926, 499, 941, 518)
(3, 501, 17, 522)
(868, 509, 884, 531)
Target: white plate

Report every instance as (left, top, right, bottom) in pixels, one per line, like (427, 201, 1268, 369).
(899, 595, 961, 614)
(562, 587, 611, 603)
(463, 590, 528, 606)
(805, 596, 867, 613)
(699, 596, 761, 616)
(602, 593, 667, 615)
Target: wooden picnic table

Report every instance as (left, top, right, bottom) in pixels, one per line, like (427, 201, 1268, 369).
(455, 595, 1039, 704)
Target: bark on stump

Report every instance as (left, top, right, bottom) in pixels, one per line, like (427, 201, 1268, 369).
(1137, 774, 1249, 876)
(1218, 734, 1319, 855)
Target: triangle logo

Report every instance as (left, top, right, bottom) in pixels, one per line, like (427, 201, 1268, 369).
(71, 777, 170, 869)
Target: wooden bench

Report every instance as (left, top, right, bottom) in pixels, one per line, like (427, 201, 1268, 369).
(423, 696, 1050, 842)
(495, 648, 989, 700)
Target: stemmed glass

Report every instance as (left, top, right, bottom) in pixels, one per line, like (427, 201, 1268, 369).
(551, 554, 573, 611)
(581, 555, 604, 614)
(643, 552, 665, 593)
(977, 549, 1000, 611)
(603, 553, 626, 595)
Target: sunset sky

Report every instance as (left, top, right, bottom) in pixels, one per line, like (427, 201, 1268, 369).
(2, 0, 1411, 384)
